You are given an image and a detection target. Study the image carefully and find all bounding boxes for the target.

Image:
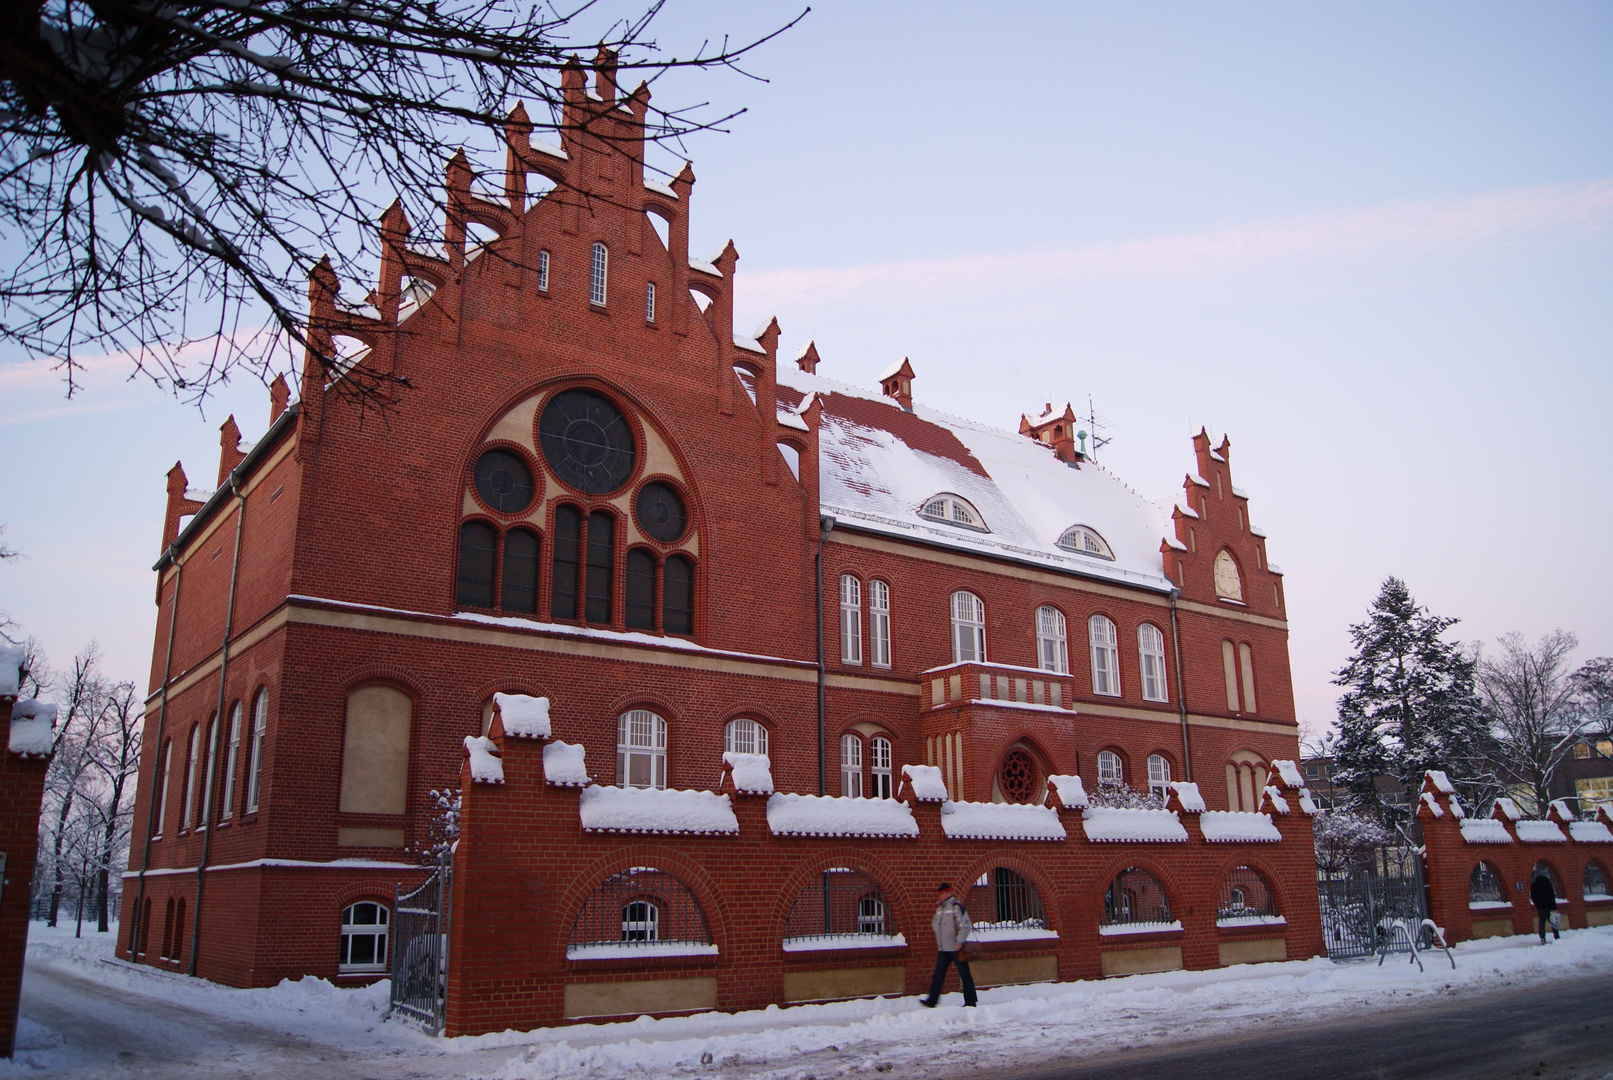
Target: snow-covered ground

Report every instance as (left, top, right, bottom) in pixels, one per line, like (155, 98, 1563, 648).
(12, 921, 1613, 1078)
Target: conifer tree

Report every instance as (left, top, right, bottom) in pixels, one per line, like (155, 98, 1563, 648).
(1331, 577, 1496, 822)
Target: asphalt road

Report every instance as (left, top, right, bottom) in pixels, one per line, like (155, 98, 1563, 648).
(991, 970, 1613, 1080)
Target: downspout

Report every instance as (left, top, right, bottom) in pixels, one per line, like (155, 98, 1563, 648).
(189, 477, 246, 976)
(1169, 589, 1191, 782)
(129, 548, 183, 960)
(815, 515, 834, 796)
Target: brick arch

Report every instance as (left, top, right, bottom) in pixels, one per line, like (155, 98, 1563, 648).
(988, 729, 1058, 804)
(602, 692, 682, 725)
(770, 849, 917, 945)
(1530, 857, 1566, 895)
(1209, 853, 1289, 915)
(1094, 743, 1131, 784)
(956, 850, 1061, 934)
(1088, 853, 1188, 930)
(462, 439, 545, 521)
(333, 664, 428, 701)
(1225, 747, 1269, 811)
(551, 844, 734, 968)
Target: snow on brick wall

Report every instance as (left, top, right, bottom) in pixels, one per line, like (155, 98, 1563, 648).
(1081, 807, 1188, 843)
(1199, 811, 1282, 843)
(1515, 821, 1567, 843)
(940, 800, 1066, 842)
(493, 693, 551, 739)
(1459, 819, 1513, 844)
(1168, 782, 1205, 812)
(724, 752, 774, 794)
(8, 699, 56, 757)
(1048, 774, 1087, 808)
(463, 736, 504, 783)
(578, 785, 739, 835)
(543, 740, 588, 786)
(901, 764, 948, 801)
(766, 793, 918, 838)
(1568, 821, 1613, 844)
(1271, 760, 1304, 788)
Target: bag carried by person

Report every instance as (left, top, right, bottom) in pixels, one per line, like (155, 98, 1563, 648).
(1549, 911, 1562, 931)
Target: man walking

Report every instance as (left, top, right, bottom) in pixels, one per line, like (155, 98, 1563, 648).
(920, 882, 977, 1008)
(1531, 870, 1560, 943)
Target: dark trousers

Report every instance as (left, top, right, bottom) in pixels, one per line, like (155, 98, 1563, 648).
(1537, 909, 1558, 941)
(924, 950, 977, 1006)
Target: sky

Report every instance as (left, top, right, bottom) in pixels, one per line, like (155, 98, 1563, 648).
(1, 1, 1610, 734)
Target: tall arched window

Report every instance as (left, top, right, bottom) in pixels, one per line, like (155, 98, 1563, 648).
(245, 688, 268, 813)
(1102, 867, 1172, 928)
(1222, 640, 1241, 711)
(456, 520, 497, 608)
(181, 724, 200, 830)
(1138, 624, 1168, 702)
(589, 241, 608, 306)
(868, 580, 891, 668)
(501, 528, 540, 614)
(585, 510, 615, 624)
(840, 733, 863, 797)
(1037, 605, 1068, 674)
(724, 717, 769, 757)
(200, 714, 219, 829)
(1089, 615, 1119, 696)
(339, 902, 390, 972)
(618, 710, 667, 789)
(839, 574, 862, 664)
(951, 591, 986, 663)
(663, 555, 694, 635)
(1469, 861, 1504, 904)
(1098, 749, 1124, 786)
(155, 738, 172, 835)
(871, 736, 893, 799)
(625, 548, 656, 630)
(1147, 754, 1171, 798)
(219, 701, 242, 821)
(1226, 750, 1266, 811)
(550, 505, 581, 620)
(1238, 643, 1258, 714)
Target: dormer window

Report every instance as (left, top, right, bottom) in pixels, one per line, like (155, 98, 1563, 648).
(1057, 525, 1113, 560)
(920, 493, 987, 532)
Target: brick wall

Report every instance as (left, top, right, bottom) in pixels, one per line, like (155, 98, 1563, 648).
(0, 696, 53, 1056)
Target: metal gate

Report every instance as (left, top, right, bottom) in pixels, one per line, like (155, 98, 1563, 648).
(390, 857, 451, 1033)
(1318, 844, 1429, 960)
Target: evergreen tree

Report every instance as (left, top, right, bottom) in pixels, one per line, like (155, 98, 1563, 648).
(1331, 578, 1496, 822)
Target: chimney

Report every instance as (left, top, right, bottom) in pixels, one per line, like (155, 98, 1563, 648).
(1019, 402, 1081, 463)
(879, 357, 915, 411)
(795, 340, 820, 374)
(269, 374, 289, 424)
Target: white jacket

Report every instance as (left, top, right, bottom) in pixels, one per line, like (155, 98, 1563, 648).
(931, 896, 974, 952)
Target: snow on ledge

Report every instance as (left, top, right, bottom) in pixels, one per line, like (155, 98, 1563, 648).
(464, 736, 504, 783)
(1216, 914, 1286, 928)
(1271, 760, 1305, 789)
(494, 693, 551, 738)
(724, 752, 774, 794)
(901, 764, 948, 802)
(782, 933, 908, 953)
(767, 793, 918, 838)
(8, 699, 55, 756)
(1099, 920, 1183, 936)
(1048, 774, 1088, 809)
(1082, 807, 1188, 843)
(1199, 811, 1282, 843)
(1569, 821, 1613, 843)
(643, 178, 678, 199)
(970, 925, 1059, 943)
(543, 740, 589, 786)
(941, 801, 1066, 842)
(1421, 792, 1444, 818)
(579, 786, 739, 835)
(0, 644, 25, 697)
(1515, 820, 1567, 843)
(1168, 782, 1206, 812)
(1586, 892, 1613, 902)
(1426, 770, 1455, 794)
(1459, 819, 1513, 844)
(567, 942, 718, 961)
(1468, 900, 1514, 910)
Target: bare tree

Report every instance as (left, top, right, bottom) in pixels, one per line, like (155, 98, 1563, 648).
(85, 679, 141, 931)
(1312, 809, 1394, 878)
(1573, 657, 1613, 745)
(1478, 630, 1586, 815)
(1, 1, 803, 401)
(39, 643, 107, 926)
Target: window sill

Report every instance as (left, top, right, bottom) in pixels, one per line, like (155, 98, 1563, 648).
(337, 969, 389, 978)
(1217, 597, 1248, 607)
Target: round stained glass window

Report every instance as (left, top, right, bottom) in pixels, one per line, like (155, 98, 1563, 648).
(635, 482, 688, 543)
(538, 390, 637, 495)
(999, 749, 1037, 804)
(472, 449, 535, 515)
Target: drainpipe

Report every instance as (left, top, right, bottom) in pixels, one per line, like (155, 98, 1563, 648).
(189, 477, 246, 976)
(1168, 589, 1191, 782)
(815, 515, 835, 796)
(129, 548, 184, 959)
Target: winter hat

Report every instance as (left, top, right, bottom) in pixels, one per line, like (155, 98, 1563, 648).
(936, 882, 952, 892)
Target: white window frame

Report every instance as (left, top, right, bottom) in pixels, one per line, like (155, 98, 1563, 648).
(920, 494, 988, 532)
(1147, 754, 1171, 798)
(1037, 605, 1068, 674)
(589, 241, 608, 306)
(621, 900, 659, 941)
(537, 248, 550, 292)
(1057, 525, 1114, 560)
(645, 281, 656, 322)
(1089, 614, 1120, 696)
(871, 736, 893, 799)
(1139, 623, 1169, 702)
(723, 717, 769, 757)
(868, 580, 891, 668)
(339, 901, 390, 973)
(839, 574, 862, 665)
(156, 739, 172, 836)
(1098, 750, 1124, 786)
(181, 725, 200, 831)
(198, 714, 218, 831)
(857, 895, 886, 934)
(840, 733, 863, 797)
(245, 688, 267, 814)
(618, 709, 668, 789)
(220, 702, 241, 821)
(951, 590, 986, 663)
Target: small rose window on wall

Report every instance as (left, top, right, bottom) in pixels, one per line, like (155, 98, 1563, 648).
(472, 449, 535, 515)
(999, 748, 1038, 804)
(635, 482, 688, 543)
(1213, 550, 1244, 602)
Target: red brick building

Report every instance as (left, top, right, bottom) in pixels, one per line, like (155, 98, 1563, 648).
(2, 648, 54, 1056)
(120, 51, 1308, 994)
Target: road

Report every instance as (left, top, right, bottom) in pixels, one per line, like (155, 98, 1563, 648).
(990, 971, 1613, 1080)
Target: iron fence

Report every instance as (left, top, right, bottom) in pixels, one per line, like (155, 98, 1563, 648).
(1318, 843, 1429, 960)
(968, 867, 1047, 930)
(784, 867, 895, 942)
(1217, 865, 1278, 921)
(568, 866, 711, 949)
(390, 858, 450, 1034)
(1101, 866, 1172, 928)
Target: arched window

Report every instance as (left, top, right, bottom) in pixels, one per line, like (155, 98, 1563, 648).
(537, 248, 550, 291)
(951, 591, 986, 663)
(1147, 754, 1171, 798)
(161, 896, 176, 960)
(1089, 615, 1119, 696)
(839, 574, 862, 664)
(1139, 624, 1168, 702)
(200, 714, 219, 829)
(172, 897, 185, 964)
(786, 868, 898, 944)
(617, 710, 667, 789)
(868, 580, 891, 668)
(1214, 549, 1243, 602)
(339, 902, 390, 972)
(1226, 750, 1266, 812)
(219, 702, 242, 822)
(1057, 525, 1113, 560)
(663, 554, 694, 635)
(585, 510, 615, 624)
(840, 733, 863, 797)
(625, 548, 656, 630)
(1037, 605, 1068, 674)
(501, 528, 540, 614)
(182, 724, 200, 831)
(920, 493, 988, 532)
(155, 739, 172, 835)
(871, 736, 893, 799)
(340, 685, 412, 815)
(1098, 750, 1124, 786)
(245, 688, 268, 813)
(1238, 643, 1258, 714)
(999, 747, 1038, 803)
(1102, 867, 1172, 928)
(645, 281, 656, 323)
(1222, 640, 1241, 712)
(569, 867, 711, 955)
(589, 241, 608, 306)
(1585, 861, 1610, 900)
(968, 868, 1047, 930)
(1469, 862, 1505, 904)
(456, 520, 497, 608)
(550, 505, 581, 620)
(1217, 866, 1278, 923)
(724, 717, 768, 757)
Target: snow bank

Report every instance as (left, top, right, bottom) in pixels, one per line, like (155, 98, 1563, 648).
(566, 942, 719, 961)
(1098, 920, 1182, 936)
(543, 740, 589, 786)
(1199, 811, 1282, 843)
(901, 764, 948, 801)
(1468, 900, 1514, 910)
(1514, 820, 1567, 843)
(940, 801, 1066, 841)
(578, 786, 739, 835)
(464, 736, 504, 783)
(723, 752, 774, 794)
(1270, 760, 1304, 788)
(0, 644, 24, 697)
(1048, 773, 1088, 808)
(494, 693, 551, 739)
(1568, 821, 1613, 843)
(1167, 782, 1205, 812)
(782, 933, 908, 953)
(1081, 807, 1188, 843)
(766, 793, 919, 838)
(8, 699, 56, 756)
(1460, 819, 1513, 844)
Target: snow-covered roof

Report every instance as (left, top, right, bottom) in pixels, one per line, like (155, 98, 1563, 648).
(643, 178, 677, 199)
(1199, 811, 1282, 843)
(900, 764, 948, 802)
(8, 699, 54, 756)
(1270, 760, 1305, 789)
(1515, 820, 1567, 843)
(723, 752, 774, 795)
(1459, 819, 1513, 845)
(1493, 797, 1524, 821)
(578, 785, 738, 835)
(543, 740, 589, 786)
(1425, 770, 1455, 794)
(1420, 791, 1444, 818)
(1262, 786, 1291, 814)
(1048, 774, 1088, 809)
(766, 793, 918, 838)
(1569, 821, 1613, 843)
(494, 693, 551, 739)
(1549, 799, 1577, 821)
(463, 735, 503, 783)
(1081, 807, 1189, 843)
(1167, 781, 1206, 812)
(775, 368, 1178, 593)
(940, 801, 1066, 841)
